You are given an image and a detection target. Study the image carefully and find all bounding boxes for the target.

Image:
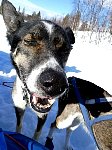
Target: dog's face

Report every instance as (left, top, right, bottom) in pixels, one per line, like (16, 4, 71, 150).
(2, 0, 75, 113)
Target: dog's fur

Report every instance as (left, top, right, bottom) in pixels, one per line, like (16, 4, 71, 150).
(2, 0, 112, 150)
(2, 0, 75, 147)
(64, 77, 112, 150)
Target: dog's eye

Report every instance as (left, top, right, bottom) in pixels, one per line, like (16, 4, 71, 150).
(32, 32, 43, 41)
(37, 35, 43, 41)
(24, 33, 43, 46)
(24, 39, 37, 46)
(53, 37, 63, 48)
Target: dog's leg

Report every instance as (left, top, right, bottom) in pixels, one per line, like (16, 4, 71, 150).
(45, 122, 56, 150)
(55, 103, 85, 150)
(33, 115, 47, 140)
(12, 77, 27, 132)
(65, 128, 73, 150)
(46, 121, 57, 140)
(15, 107, 25, 132)
(65, 117, 96, 150)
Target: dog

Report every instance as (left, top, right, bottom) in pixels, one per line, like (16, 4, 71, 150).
(2, 0, 112, 150)
(59, 77, 112, 150)
(2, 0, 75, 148)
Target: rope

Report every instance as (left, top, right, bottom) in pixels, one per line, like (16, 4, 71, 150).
(5, 133, 27, 150)
(85, 97, 112, 104)
(0, 82, 14, 88)
(71, 77, 100, 149)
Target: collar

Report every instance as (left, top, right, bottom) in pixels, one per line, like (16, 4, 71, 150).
(22, 87, 30, 105)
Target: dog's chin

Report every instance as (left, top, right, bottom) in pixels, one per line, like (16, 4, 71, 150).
(30, 93, 55, 113)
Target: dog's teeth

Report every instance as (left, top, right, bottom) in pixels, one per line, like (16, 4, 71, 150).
(48, 98, 55, 105)
(46, 104, 50, 108)
(37, 103, 40, 106)
(31, 95, 53, 110)
(32, 95, 38, 104)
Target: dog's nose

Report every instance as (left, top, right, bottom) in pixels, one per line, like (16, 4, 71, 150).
(39, 68, 68, 97)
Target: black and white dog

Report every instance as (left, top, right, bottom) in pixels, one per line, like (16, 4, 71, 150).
(2, 0, 75, 148)
(2, 1, 112, 150)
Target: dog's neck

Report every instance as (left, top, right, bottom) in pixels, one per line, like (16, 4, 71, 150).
(22, 86, 30, 104)
(15, 76, 50, 118)
(16, 76, 30, 104)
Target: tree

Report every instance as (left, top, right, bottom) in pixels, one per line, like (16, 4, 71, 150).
(79, 21, 89, 31)
(61, 14, 70, 27)
(25, 11, 41, 21)
(109, 11, 112, 34)
(72, 0, 112, 31)
(71, 10, 81, 30)
(0, 5, 2, 14)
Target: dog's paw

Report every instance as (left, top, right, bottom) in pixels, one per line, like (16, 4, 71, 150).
(66, 147, 73, 150)
(65, 145, 74, 150)
(45, 137, 54, 150)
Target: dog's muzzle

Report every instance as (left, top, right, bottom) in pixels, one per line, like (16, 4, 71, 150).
(39, 68, 68, 97)
(30, 68, 68, 113)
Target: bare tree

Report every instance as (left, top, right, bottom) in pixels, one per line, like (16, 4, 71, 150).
(72, 0, 112, 32)
(0, 5, 2, 14)
(71, 10, 81, 30)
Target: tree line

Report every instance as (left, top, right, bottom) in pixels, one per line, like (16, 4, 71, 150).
(50, 0, 112, 33)
(0, 5, 41, 21)
(0, 0, 112, 33)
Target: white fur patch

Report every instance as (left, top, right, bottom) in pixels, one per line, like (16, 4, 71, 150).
(42, 21, 53, 34)
(26, 57, 60, 93)
(56, 112, 84, 130)
(12, 76, 27, 110)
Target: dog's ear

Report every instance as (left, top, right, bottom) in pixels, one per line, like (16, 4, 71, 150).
(65, 27, 75, 44)
(2, 0, 24, 33)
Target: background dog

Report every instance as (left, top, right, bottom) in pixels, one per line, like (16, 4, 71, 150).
(55, 77, 112, 150)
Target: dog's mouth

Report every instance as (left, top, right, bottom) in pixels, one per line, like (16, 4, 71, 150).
(30, 93, 55, 113)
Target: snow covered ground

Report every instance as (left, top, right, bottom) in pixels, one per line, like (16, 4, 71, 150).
(0, 14, 112, 149)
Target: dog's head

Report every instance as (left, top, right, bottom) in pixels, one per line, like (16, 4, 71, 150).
(2, 0, 75, 113)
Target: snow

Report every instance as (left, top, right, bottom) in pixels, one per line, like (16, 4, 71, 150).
(0, 14, 112, 149)
(66, 31, 112, 95)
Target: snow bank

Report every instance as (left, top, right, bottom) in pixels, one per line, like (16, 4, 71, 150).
(66, 31, 112, 95)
